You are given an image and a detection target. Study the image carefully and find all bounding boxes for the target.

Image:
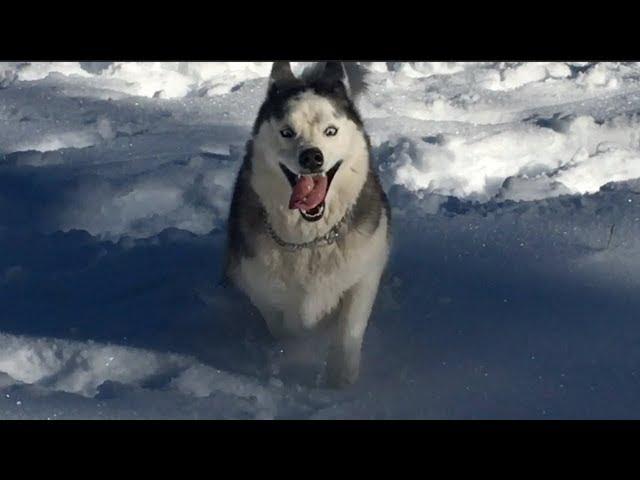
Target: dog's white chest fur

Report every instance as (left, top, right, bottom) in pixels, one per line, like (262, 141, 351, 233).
(234, 214, 388, 333)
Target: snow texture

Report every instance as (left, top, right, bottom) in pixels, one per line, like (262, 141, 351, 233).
(1, 62, 640, 419)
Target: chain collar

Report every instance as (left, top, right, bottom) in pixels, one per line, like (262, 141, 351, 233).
(262, 208, 349, 251)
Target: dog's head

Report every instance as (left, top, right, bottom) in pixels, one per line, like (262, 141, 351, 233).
(251, 61, 369, 223)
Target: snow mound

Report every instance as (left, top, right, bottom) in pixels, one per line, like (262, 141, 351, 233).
(375, 114, 640, 201)
(0, 62, 274, 99)
(0, 333, 316, 419)
(0, 333, 190, 397)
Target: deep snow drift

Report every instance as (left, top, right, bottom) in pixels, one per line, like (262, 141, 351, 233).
(1, 62, 640, 419)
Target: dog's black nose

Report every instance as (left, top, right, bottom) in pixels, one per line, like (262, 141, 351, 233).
(299, 148, 324, 171)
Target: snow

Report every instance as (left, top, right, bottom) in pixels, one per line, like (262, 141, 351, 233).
(1, 62, 640, 418)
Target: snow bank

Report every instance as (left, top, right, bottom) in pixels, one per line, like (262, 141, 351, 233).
(0, 62, 274, 99)
(359, 62, 640, 201)
(1, 61, 639, 236)
(0, 62, 91, 82)
(0, 333, 297, 419)
(0, 333, 189, 397)
(378, 113, 640, 201)
(55, 153, 240, 239)
(96, 62, 274, 98)
(478, 62, 572, 91)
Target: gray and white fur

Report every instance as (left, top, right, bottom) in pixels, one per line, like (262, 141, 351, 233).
(224, 61, 391, 387)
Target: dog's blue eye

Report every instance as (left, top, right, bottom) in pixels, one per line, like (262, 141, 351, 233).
(324, 126, 338, 137)
(280, 128, 295, 138)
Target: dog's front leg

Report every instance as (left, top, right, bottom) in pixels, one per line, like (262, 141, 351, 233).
(326, 270, 383, 388)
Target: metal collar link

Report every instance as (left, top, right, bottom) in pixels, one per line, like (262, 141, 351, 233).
(262, 209, 348, 251)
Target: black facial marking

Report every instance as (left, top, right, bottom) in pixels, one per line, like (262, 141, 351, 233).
(252, 65, 364, 137)
(280, 127, 295, 138)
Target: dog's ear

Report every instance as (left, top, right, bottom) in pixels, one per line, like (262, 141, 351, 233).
(321, 61, 347, 84)
(343, 62, 368, 100)
(320, 61, 359, 99)
(269, 61, 296, 87)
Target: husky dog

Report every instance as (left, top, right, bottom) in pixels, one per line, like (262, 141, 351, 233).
(224, 61, 391, 387)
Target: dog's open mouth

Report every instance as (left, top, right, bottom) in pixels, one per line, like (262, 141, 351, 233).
(279, 161, 342, 222)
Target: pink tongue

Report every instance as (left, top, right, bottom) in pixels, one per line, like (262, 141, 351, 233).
(289, 175, 328, 211)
